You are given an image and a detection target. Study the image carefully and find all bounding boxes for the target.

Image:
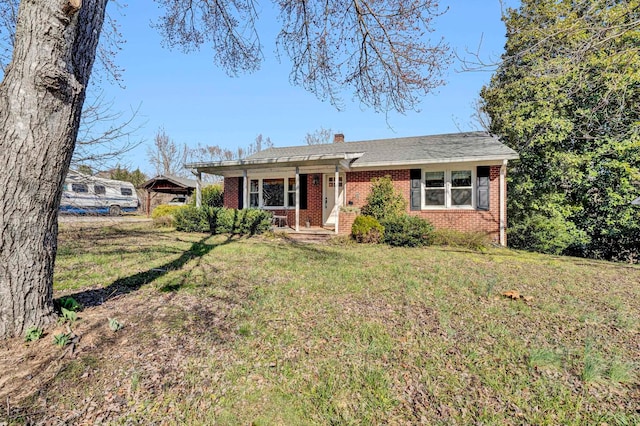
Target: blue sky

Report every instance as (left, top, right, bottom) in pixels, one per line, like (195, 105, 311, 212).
(96, 0, 518, 175)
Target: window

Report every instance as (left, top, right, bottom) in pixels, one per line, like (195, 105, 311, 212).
(287, 178, 296, 207)
(246, 177, 301, 208)
(423, 169, 474, 208)
(72, 183, 88, 193)
(451, 170, 472, 206)
(120, 187, 133, 196)
(263, 178, 285, 206)
(424, 171, 445, 206)
(94, 185, 106, 195)
(249, 179, 259, 207)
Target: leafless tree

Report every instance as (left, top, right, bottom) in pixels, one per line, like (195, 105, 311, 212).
(0, 0, 451, 338)
(305, 127, 333, 145)
(147, 127, 189, 177)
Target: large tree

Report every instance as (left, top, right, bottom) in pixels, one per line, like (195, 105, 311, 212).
(0, 0, 451, 338)
(0, 1, 142, 173)
(481, 0, 640, 261)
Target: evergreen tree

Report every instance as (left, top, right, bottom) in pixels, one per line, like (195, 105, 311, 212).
(481, 0, 640, 261)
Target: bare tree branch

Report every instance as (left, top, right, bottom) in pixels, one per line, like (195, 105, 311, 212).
(153, 0, 263, 75)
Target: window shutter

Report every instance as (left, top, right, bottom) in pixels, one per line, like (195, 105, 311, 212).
(299, 174, 308, 210)
(238, 177, 244, 209)
(477, 166, 490, 211)
(410, 169, 422, 211)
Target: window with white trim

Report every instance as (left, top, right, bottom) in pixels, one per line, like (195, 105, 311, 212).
(422, 169, 474, 209)
(287, 178, 296, 208)
(249, 179, 259, 207)
(248, 177, 297, 208)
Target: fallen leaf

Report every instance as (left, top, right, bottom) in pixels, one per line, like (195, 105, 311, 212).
(503, 290, 521, 300)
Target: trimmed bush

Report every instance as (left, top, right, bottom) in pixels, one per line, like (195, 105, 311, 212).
(361, 175, 407, 222)
(173, 206, 273, 235)
(189, 184, 224, 208)
(381, 215, 433, 247)
(207, 207, 273, 235)
(174, 205, 209, 232)
(431, 229, 489, 251)
(151, 204, 184, 227)
(351, 215, 384, 243)
(151, 204, 183, 219)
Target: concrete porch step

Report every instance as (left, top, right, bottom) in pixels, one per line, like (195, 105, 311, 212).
(280, 232, 334, 243)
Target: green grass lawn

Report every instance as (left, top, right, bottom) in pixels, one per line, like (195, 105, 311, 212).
(8, 223, 639, 424)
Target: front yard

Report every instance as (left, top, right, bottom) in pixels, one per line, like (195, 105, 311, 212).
(2, 222, 638, 424)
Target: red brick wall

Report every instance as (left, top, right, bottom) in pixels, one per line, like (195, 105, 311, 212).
(343, 166, 504, 243)
(223, 177, 241, 209)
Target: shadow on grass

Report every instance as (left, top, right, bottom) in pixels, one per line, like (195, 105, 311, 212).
(64, 235, 236, 308)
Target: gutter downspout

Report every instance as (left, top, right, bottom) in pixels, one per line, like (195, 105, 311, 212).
(335, 166, 340, 234)
(499, 160, 507, 247)
(295, 167, 300, 232)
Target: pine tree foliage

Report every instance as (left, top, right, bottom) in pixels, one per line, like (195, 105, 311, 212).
(481, 0, 640, 261)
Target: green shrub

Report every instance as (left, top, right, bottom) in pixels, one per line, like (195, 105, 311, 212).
(202, 185, 224, 207)
(173, 207, 273, 235)
(361, 175, 407, 222)
(509, 211, 589, 255)
(381, 215, 433, 247)
(351, 215, 384, 243)
(207, 207, 272, 235)
(189, 184, 224, 208)
(431, 229, 490, 250)
(174, 205, 209, 232)
(151, 204, 183, 219)
(151, 204, 184, 227)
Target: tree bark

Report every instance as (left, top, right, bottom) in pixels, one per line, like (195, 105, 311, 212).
(0, 0, 107, 338)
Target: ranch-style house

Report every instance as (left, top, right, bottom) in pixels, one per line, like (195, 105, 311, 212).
(186, 131, 519, 245)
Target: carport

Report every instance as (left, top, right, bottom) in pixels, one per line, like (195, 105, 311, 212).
(140, 175, 197, 216)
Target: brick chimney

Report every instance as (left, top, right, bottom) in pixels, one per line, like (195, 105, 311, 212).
(333, 133, 345, 143)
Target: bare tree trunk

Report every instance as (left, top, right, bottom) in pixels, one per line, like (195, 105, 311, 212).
(0, 0, 107, 338)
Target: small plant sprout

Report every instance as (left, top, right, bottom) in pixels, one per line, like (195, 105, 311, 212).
(61, 307, 78, 323)
(59, 296, 82, 312)
(24, 326, 44, 342)
(108, 318, 123, 332)
(53, 333, 71, 348)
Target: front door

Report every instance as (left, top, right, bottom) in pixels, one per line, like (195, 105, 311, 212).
(323, 174, 344, 226)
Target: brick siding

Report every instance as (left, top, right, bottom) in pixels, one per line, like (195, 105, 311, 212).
(343, 167, 504, 243)
(223, 166, 505, 243)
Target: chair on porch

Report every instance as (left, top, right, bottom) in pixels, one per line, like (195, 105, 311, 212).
(271, 207, 289, 228)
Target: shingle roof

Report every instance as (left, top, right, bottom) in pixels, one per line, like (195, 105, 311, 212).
(246, 132, 518, 166)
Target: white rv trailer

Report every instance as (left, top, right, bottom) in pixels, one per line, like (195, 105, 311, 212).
(60, 172, 139, 215)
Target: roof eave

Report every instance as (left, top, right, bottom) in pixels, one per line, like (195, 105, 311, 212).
(186, 153, 364, 174)
(351, 154, 520, 168)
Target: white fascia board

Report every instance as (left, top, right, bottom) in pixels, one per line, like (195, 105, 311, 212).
(187, 153, 363, 176)
(350, 154, 519, 169)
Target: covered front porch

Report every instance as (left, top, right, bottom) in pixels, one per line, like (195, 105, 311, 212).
(186, 152, 362, 234)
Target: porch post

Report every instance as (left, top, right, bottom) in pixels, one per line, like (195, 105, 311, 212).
(146, 189, 151, 217)
(295, 167, 300, 232)
(195, 171, 202, 208)
(334, 166, 339, 234)
(243, 170, 248, 209)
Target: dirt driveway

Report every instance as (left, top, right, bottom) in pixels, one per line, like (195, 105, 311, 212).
(58, 214, 152, 227)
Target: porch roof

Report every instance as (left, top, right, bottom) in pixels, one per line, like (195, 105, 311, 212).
(185, 131, 519, 176)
